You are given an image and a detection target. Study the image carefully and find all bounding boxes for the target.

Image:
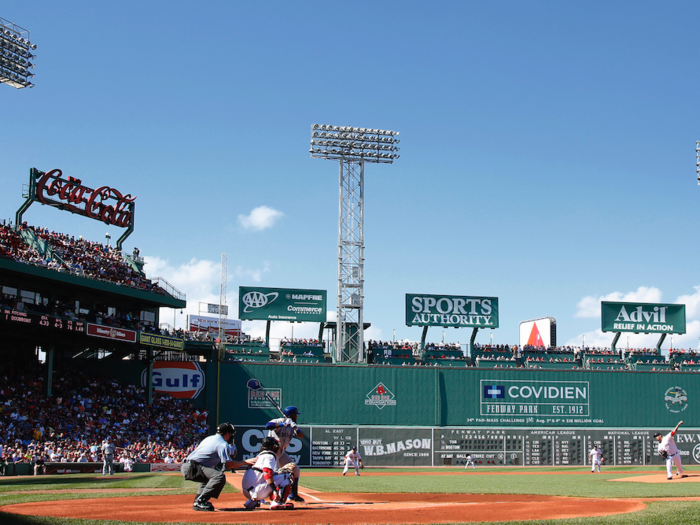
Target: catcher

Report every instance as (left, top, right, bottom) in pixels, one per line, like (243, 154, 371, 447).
(655, 420, 686, 480)
(241, 437, 296, 510)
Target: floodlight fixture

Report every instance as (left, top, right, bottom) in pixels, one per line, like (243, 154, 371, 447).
(310, 123, 400, 364)
(310, 123, 400, 164)
(0, 16, 36, 89)
(697, 141, 700, 186)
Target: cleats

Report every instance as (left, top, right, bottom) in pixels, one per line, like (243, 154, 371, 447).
(193, 498, 214, 511)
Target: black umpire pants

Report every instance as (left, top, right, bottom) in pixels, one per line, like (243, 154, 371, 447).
(181, 460, 226, 501)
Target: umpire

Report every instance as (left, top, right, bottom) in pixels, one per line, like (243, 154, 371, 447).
(182, 422, 253, 512)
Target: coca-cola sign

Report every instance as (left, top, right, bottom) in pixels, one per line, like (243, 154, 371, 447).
(34, 169, 136, 228)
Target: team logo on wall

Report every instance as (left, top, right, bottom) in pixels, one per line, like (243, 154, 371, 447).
(664, 386, 688, 413)
(365, 382, 396, 410)
(141, 361, 205, 399)
(693, 444, 700, 464)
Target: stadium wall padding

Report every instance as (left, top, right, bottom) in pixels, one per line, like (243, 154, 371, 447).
(215, 362, 697, 429)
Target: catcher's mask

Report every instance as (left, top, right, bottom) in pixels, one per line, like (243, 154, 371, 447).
(216, 422, 236, 444)
(261, 436, 281, 453)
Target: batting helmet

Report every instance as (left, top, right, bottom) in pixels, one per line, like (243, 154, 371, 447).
(216, 422, 236, 444)
(261, 436, 280, 453)
(283, 406, 300, 417)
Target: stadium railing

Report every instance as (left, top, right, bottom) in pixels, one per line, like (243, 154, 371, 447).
(633, 362, 672, 371)
(476, 359, 518, 369)
(525, 360, 579, 370)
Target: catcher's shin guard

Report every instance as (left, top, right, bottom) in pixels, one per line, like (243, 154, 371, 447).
(274, 483, 291, 503)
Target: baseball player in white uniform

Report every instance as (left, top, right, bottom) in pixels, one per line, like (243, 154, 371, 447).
(655, 421, 685, 480)
(464, 453, 476, 469)
(589, 446, 603, 473)
(265, 406, 304, 502)
(241, 437, 294, 510)
(342, 446, 363, 476)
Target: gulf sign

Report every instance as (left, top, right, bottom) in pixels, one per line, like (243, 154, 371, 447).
(141, 361, 205, 399)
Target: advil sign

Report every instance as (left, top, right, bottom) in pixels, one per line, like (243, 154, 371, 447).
(141, 361, 205, 399)
(601, 301, 686, 334)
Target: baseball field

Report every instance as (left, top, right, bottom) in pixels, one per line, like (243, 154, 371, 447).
(1, 466, 700, 525)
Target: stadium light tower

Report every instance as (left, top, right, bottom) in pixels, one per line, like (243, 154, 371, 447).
(310, 124, 400, 362)
(0, 17, 37, 89)
(696, 141, 700, 185)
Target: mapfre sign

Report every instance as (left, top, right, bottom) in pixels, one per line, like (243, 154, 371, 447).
(33, 168, 136, 228)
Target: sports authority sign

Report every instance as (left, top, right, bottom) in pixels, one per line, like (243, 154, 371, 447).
(601, 301, 686, 334)
(87, 323, 136, 343)
(238, 286, 327, 322)
(406, 294, 499, 328)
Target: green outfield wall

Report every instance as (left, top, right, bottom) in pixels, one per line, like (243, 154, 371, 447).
(78, 360, 700, 467)
(215, 362, 695, 429)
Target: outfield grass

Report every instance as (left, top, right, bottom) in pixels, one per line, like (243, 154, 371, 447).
(303, 466, 700, 498)
(0, 467, 699, 525)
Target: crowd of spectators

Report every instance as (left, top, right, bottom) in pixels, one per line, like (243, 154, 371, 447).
(526, 356, 575, 363)
(0, 356, 208, 469)
(0, 222, 164, 296)
(369, 340, 415, 360)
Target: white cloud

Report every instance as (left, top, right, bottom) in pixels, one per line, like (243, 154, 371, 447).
(238, 206, 284, 231)
(574, 286, 662, 318)
(144, 256, 270, 330)
(675, 286, 700, 319)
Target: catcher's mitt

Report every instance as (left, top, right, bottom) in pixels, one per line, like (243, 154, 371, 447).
(660, 450, 669, 459)
(277, 462, 297, 475)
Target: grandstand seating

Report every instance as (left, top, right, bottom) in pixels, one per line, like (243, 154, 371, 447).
(476, 358, 518, 369)
(625, 353, 663, 364)
(223, 342, 270, 362)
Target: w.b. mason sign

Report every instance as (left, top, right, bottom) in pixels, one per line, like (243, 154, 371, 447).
(601, 301, 686, 334)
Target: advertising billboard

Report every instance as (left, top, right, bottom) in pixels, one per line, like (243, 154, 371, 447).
(188, 315, 241, 337)
(601, 301, 686, 334)
(238, 286, 327, 322)
(519, 317, 556, 348)
(405, 294, 499, 328)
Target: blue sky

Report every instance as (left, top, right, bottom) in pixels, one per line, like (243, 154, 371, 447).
(2, 1, 700, 351)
